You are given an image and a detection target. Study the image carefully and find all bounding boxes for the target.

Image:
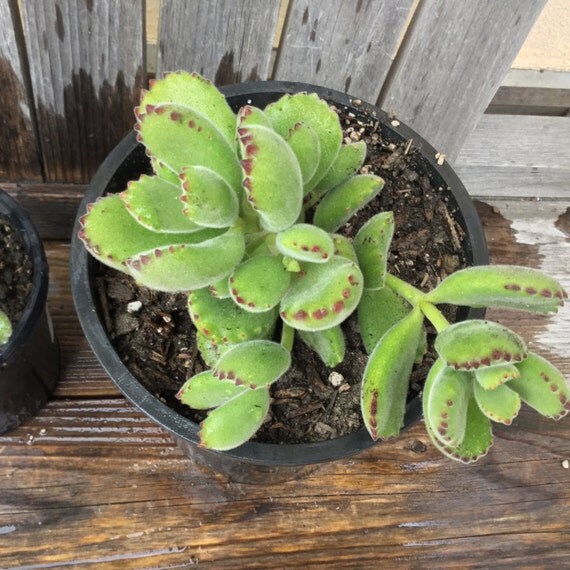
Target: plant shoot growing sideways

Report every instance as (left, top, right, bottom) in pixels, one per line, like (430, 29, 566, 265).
(0, 309, 11, 345)
(80, 71, 569, 460)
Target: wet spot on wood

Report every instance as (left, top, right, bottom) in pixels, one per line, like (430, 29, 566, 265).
(345, 76, 352, 93)
(0, 57, 41, 180)
(36, 67, 144, 182)
(85, 0, 94, 13)
(55, 4, 65, 42)
(316, 59, 321, 73)
(555, 207, 570, 241)
(215, 51, 242, 86)
(356, 0, 364, 13)
(302, 7, 309, 25)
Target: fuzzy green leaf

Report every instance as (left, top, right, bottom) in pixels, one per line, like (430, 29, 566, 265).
(285, 122, 321, 187)
(199, 387, 270, 450)
(265, 92, 342, 191)
(140, 71, 236, 146)
(188, 287, 278, 345)
(276, 223, 334, 264)
(425, 359, 472, 447)
(137, 103, 242, 192)
(79, 194, 223, 271)
(195, 333, 232, 368)
(474, 363, 520, 390)
(0, 310, 12, 345)
(473, 382, 521, 425)
(177, 370, 246, 409)
(280, 257, 363, 331)
(361, 307, 424, 440)
(214, 340, 291, 389)
(229, 255, 291, 312)
(424, 365, 493, 464)
(357, 287, 411, 354)
(330, 233, 358, 263)
(435, 320, 528, 371)
(126, 227, 245, 292)
(209, 276, 231, 299)
(237, 105, 272, 129)
(238, 124, 303, 232)
(120, 175, 201, 233)
(509, 352, 570, 419)
(299, 325, 345, 367)
(354, 211, 395, 290)
(425, 265, 567, 314)
(307, 140, 366, 205)
(312, 174, 385, 232)
(180, 165, 239, 228)
(150, 156, 181, 185)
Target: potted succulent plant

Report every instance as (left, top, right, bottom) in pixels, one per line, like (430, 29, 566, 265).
(71, 72, 568, 480)
(0, 190, 60, 433)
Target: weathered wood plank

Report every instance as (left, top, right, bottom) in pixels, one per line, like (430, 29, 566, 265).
(379, 0, 547, 163)
(157, 0, 281, 84)
(19, 0, 145, 183)
(0, 1, 42, 181)
(273, 0, 415, 102)
(455, 115, 570, 199)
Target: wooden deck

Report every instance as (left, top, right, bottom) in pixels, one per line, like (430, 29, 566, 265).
(0, 112, 568, 568)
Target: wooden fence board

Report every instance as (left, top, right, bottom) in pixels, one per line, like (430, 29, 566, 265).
(378, 0, 547, 163)
(157, 0, 281, 84)
(0, 1, 42, 181)
(274, 0, 415, 103)
(19, 0, 145, 183)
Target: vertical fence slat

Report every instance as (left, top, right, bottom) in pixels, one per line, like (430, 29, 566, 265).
(20, 0, 145, 183)
(379, 0, 547, 164)
(157, 0, 281, 84)
(273, 0, 415, 103)
(0, 1, 42, 181)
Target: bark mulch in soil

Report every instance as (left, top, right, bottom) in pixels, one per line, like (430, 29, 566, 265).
(96, 106, 468, 445)
(0, 214, 33, 329)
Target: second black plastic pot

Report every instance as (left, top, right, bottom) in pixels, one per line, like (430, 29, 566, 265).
(70, 81, 489, 483)
(0, 190, 60, 433)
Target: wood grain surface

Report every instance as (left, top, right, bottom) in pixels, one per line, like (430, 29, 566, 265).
(0, 193, 569, 567)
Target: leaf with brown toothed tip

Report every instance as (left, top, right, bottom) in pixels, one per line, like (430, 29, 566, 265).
(474, 363, 520, 390)
(313, 174, 385, 232)
(473, 382, 521, 425)
(425, 265, 567, 314)
(137, 103, 242, 193)
(237, 124, 303, 232)
(176, 370, 247, 409)
(509, 352, 570, 420)
(424, 359, 472, 447)
(361, 306, 424, 440)
(275, 223, 334, 264)
(120, 175, 202, 233)
(435, 320, 527, 371)
(423, 368, 493, 464)
(180, 165, 239, 228)
(229, 255, 291, 313)
(79, 194, 222, 271)
(284, 122, 321, 188)
(139, 70, 236, 146)
(280, 256, 363, 331)
(237, 105, 272, 129)
(126, 227, 245, 292)
(199, 386, 270, 451)
(213, 340, 291, 390)
(307, 140, 367, 206)
(188, 288, 278, 346)
(265, 92, 342, 192)
(149, 156, 180, 185)
(330, 233, 358, 263)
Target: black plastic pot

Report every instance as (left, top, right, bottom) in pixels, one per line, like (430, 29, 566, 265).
(70, 81, 489, 483)
(0, 190, 59, 433)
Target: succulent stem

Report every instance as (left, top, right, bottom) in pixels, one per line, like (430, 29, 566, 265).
(419, 300, 450, 333)
(385, 273, 424, 306)
(280, 322, 295, 352)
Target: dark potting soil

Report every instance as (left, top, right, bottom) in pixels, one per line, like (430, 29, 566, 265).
(0, 214, 33, 328)
(97, 106, 467, 445)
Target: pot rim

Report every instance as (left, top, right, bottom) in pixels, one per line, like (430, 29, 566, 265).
(0, 190, 49, 366)
(70, 80, 489, 466)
